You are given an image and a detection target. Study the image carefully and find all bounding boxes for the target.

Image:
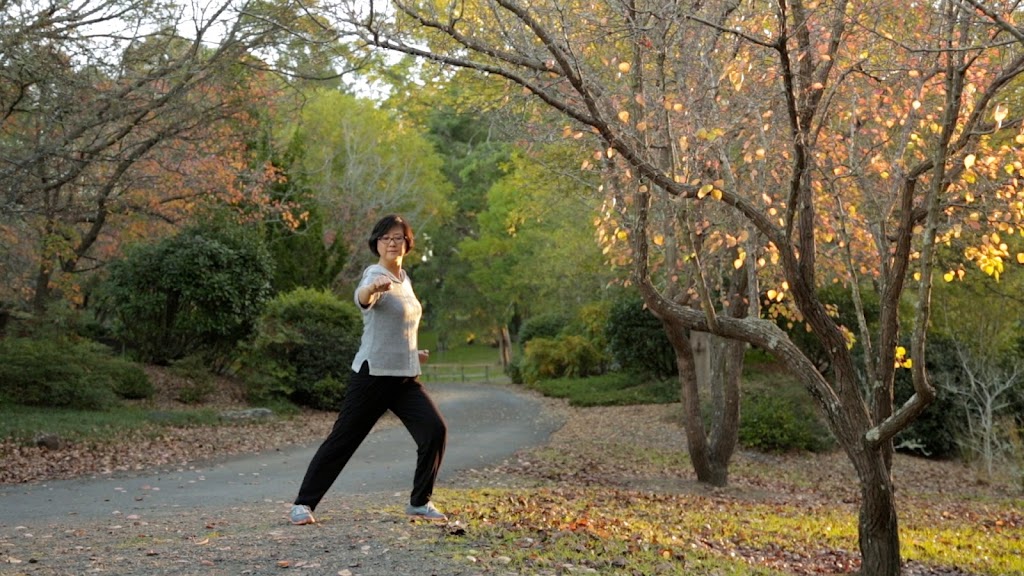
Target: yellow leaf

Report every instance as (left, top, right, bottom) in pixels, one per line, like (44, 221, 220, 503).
(1017, 253, 1024, 264)
(653, 234, 664, 246)
(618, 61, 631, 73)
(964, 154, 976, 169)
(711, 188, 723, 200)
(618, 110, 630, 123)
(616, 230, 628, 240)
(903, 359, 913, 369)
(766, 289, 778, 300)
(943, 271, 955, 282)
(697, 184, 714, 198)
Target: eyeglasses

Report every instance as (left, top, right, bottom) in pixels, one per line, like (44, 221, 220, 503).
(378, 235, 406, 245)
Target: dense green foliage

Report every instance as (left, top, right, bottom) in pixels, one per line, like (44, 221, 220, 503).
(520, 334, 608, 384)
(517, 313, 569, 348)
(605, 293, 676, 378)
(98, 220, 274, 367)
(0, 337, 152, 410)
(412, 104, 513, 348)
(242, 287, 361, 410)
(893, 335, 962, 458)
(738, 389, 835, 453)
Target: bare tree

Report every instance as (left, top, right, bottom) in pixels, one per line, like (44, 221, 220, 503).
(942, 349, 1022, 480)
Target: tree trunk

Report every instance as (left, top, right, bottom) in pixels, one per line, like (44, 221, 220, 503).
(855, 451, 901, 576)
(708, 334, 744, 474)
(662, 322, 740, 486)
(499, 325, 512, 370)
(31, 260, 53, 315)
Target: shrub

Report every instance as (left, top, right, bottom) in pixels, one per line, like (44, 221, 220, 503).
(98, 219, 273, 367)
(0, 337, 151, 410)
(168, 354, 217, 405)
(605, 292, 676, 378)
(517, 313, 569, 349)
(243, 287, 361, 410)
(738, 390, 834, 453)
(521, 335, 607, 384)
(104, 356, 154, 400)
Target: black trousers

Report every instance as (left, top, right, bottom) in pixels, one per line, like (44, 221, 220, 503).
(294, 362, 447, 510)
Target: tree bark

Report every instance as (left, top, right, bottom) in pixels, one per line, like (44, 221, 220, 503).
(855, 449, 901, 576)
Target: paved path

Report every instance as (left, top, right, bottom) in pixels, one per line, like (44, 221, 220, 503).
(0, 382, 562, 526)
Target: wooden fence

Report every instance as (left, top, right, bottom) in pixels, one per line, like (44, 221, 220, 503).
(421, 363, 506, 383)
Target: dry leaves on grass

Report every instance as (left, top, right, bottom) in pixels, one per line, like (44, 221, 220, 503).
(450, 403, 1020, 576)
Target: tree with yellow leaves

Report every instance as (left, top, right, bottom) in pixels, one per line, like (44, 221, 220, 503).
(321, 0, 1024, 573)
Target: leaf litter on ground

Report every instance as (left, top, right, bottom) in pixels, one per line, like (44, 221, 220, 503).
(1, 371, 1021, 575)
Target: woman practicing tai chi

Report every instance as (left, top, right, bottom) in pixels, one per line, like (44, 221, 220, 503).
(289, 214, 448, 525)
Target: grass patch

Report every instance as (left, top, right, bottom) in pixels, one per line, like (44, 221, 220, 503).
(526, 371, 677, 406)
(434, 486, 1023, 576)
(0, 404, 224, 444)
(438, 486, 827, 575)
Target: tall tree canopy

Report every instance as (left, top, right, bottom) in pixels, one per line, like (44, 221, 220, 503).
(284, 88, 454, 284)
(0, 0, 310, 311)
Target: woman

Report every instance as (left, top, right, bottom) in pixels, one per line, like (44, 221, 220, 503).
(290, 214, 448, 524)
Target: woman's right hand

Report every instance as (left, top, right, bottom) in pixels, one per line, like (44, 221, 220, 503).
(370, 276, 393, 294)
(358, 275, 394, 307)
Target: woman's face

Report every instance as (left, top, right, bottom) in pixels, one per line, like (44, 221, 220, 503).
(377, 225, 408, 263)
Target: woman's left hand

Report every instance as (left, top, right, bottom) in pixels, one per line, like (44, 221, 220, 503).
(418, 349, 430, 364)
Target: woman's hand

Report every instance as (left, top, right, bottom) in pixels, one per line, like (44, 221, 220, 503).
(370, 276, 392, 294)
(358, 275, 393, 306)
(418, 349, 430, 364)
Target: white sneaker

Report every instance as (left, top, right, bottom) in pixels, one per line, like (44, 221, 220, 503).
(290, 504, 315, 525)
(405, 501, 447, 521)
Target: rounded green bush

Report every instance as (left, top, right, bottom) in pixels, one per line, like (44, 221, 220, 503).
(739, 391, 834, 453)
(104, 356, 155, 400)
(244, 287, 361, 410)
(521, 335, 606, 384)
(98, 220, 273, 366)
(0, 337, 150, 410)
(517, 313, 568, 348)
(606, 293, 676, 378)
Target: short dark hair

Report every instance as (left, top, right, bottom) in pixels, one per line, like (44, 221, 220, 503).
(368, 214, 415, 257)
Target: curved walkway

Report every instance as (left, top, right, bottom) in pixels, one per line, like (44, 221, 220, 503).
(0, 381, 563, 526)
